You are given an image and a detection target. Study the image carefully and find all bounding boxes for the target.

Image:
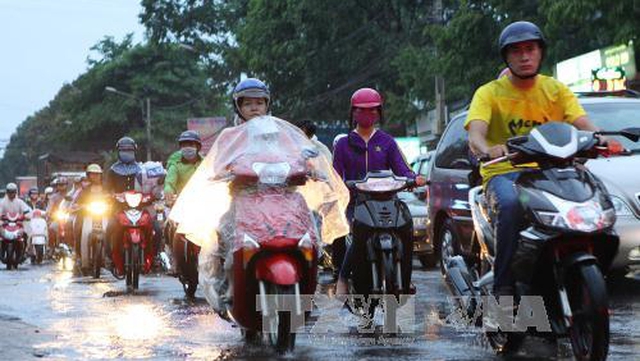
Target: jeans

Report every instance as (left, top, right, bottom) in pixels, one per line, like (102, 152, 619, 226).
(486, 171, 525, 291)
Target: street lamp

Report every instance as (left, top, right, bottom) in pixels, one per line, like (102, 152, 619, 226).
(105, 86, 152, 161)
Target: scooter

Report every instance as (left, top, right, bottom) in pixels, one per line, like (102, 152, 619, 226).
(443, 122, 640, 360)
(345, 170, 416, 323)
(77, 195, 109, 278)
(222, 152, 320, 353)
(114, 191, 154, 290)
(1, 212, 26, 270)
(29, 210, 48, 265)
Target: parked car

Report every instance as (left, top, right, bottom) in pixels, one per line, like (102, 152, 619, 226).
(427, 94, 640, 275)
(397, 191, 435, 268)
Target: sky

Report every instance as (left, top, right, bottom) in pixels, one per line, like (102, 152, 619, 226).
(0, 0, 145, 154)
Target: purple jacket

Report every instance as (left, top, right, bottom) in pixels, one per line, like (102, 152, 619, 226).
(333, 130, 415, 182)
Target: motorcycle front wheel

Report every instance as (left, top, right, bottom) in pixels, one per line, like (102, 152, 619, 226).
(6, 243, 14, 270)
(567, 264, 609, 361)
(91, 237, 103, 279)
(182, 250, 198, 298)
(132, 244, 141, 290)
(265, 284, 296, 354)
(35, 245, 44, 265)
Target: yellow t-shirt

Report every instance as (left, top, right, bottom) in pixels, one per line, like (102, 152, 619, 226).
(465, 75, 586, 183)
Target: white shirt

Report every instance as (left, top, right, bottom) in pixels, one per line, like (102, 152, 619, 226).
(0, 197, 32, 217)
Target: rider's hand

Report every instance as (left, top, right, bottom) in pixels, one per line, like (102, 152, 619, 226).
(485, 145, 508, 160)
(415, 176, 427, 187)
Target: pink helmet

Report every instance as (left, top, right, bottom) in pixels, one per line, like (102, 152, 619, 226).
(350, 88, 383, 109)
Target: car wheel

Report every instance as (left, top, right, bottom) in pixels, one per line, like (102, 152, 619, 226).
(439, 218, 460, 276)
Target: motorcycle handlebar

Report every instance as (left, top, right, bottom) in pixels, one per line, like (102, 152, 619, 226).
(482, 152, 519, 167)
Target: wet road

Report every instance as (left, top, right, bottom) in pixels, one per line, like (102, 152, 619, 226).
(0, 260, 638, 360)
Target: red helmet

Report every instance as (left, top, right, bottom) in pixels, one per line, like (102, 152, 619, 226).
(350, 88, 382, 109)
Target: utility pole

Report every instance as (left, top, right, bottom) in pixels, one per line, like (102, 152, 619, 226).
(435, 75, 446, 134)
(146, 97, 151, 161)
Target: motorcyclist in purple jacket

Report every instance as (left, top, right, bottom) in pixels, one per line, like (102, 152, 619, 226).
(333, 88, 426, 294)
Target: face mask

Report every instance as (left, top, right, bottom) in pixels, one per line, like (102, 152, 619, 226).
(118, 151, 136, 163)
(353, 110, 379, 128)
(181, 146, 198, 160)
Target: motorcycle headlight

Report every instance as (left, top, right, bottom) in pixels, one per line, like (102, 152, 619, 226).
(88, 201, 108, 216)
(55, 209, 69, 222)
(252, 162, 291, 185)
(124, 193, 143, 208)
(610, 195, 634, 217)
(536, 192, 616, 232)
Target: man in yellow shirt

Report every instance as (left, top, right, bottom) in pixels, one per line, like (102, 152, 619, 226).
(466, 21, 606, 296)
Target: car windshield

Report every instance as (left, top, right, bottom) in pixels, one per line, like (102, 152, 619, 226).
(583, 102, 640, 151)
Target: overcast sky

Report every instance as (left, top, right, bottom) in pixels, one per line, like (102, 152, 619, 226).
(0, 0, 145, 153)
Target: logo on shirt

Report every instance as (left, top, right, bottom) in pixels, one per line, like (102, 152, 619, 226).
(509, 118, 546, 136)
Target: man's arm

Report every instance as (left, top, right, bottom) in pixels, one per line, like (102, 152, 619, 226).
(163, 164, 179, 203)
(573, 116, 600, 132)
(468, 120, 508, 159)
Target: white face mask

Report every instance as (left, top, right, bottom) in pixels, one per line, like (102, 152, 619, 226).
(118, 151, 136, 163)
(181, 147, 198, 160)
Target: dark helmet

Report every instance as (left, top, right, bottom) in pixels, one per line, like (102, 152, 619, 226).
(232, 78, 271, 119)
(177, 130, 202, 147)
(116, 136, 137, 151)
(498, 21, 546, 78)
(499, 21, 546, 56)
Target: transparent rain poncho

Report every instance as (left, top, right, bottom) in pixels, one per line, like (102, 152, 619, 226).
(169, 116, 350, 284)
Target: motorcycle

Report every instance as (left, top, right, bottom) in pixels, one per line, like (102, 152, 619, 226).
(222, 152, 320, 353)
(153, 200, 171, 272)
(76, 195, 109, 278)
(29, 211, 48, 265)
(345, 170, 416, 323)
(173, 231, 200, 298)
(444, 122, 640, 360)
(1, 212, 27, 270)
(52, 203, 73, 264)
(114, 191, 154, 290)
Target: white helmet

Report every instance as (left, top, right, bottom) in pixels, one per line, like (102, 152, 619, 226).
(6, 183, 18, 192)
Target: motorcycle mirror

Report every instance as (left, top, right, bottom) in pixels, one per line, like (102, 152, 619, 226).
(620, 127, 640, 142)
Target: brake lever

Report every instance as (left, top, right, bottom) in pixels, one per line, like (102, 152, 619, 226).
(482, 152, 518, 167)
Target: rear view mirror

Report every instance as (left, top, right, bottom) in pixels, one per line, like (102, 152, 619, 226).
(620, 127, 640, 142)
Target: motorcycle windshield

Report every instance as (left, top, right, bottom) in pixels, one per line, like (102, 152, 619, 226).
(170, 116, 350, 252)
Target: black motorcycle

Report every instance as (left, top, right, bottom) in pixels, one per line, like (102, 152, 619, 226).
(444, 122, 640, 360)
(345, 170, 415, 323)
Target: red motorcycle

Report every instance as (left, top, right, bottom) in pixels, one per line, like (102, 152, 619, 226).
(113, 191, 154, 290)
(224, 153, 320, 353)
(1, 212, 26, 270)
